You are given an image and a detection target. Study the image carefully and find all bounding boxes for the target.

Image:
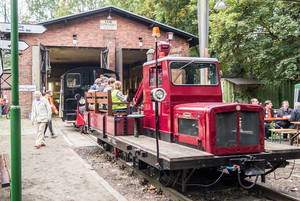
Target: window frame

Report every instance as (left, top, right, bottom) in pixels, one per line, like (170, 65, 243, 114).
(169, 61, 219, 86)
(149, 66, 162, 87)
(66, 73, 81, 88)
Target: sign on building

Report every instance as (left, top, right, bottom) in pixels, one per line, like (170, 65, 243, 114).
(0, 23, 46, 34)
(0, 40, 29, 51)
(100, 20, 117, 30)
(19, 85, 36, 91)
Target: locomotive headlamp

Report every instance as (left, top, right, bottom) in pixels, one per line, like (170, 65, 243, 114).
(151, 88, 166, 102)
(152, 26, 160, 38)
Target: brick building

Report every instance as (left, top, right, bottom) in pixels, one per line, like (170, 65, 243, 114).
(16, 6, 198, 117)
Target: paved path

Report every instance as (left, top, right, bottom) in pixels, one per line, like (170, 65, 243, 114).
(0, 118, 127, 201)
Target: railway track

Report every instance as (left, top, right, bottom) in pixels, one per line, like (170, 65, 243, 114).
(79, 130, 300, 201)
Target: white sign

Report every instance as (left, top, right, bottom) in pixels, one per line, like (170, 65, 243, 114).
(19, 85, 36, 91)
(0, 40, 29, 51)
(100, 20, 117, 30)
(0, 23, 47, 34)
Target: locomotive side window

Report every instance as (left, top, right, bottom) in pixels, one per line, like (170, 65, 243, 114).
(149, 67, 162, 87)
(178, 118, 199, 137)
(170, 62, 218, 85)
(66, 73, 81, 88)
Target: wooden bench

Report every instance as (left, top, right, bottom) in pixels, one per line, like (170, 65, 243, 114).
(85, 91, 130, 116)
(0, 154, 10, 188)
(269, 128, 299, 145)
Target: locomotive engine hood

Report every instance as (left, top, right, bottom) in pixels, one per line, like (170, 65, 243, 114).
(173, 102, 265, 155)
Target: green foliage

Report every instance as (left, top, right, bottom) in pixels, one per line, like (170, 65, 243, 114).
(209, 0, 300, 82)
(2, 0, 297, 84)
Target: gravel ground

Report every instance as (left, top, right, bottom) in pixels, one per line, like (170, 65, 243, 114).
(1, 117, 299, 201)
(259, 160, 300, 198)
(75, 140, 300, 201)
(75, 146, 170, 201)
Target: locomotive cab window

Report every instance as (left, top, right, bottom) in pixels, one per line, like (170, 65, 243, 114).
(149, 66, 162, 87)
(170, 62, 218, 85)
(66, 73, 81, 88)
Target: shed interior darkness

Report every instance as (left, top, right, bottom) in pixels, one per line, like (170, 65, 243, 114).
(46, 46, 147, 105)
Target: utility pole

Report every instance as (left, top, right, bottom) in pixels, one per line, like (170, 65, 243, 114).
(198, 0, 209, 58)
(10, 0, 22, 200)
(4, 1, 8, 23)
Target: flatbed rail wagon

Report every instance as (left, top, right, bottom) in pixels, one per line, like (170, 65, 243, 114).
(80, 34, 300, 192)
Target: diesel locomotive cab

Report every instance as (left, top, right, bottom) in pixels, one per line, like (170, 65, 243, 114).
(141, 51, 264, 155)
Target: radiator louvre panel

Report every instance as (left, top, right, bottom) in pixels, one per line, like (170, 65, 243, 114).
(216, 112, 237, 147)
(240, 111, 260, 146)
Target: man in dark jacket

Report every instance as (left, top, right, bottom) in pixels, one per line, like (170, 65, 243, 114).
(277, 100, 293, 128)
(289, 102, 300, 129)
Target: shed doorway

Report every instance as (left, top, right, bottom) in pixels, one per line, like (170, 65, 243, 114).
(46, 46, 107, 109)
(122, 48, 147, 99)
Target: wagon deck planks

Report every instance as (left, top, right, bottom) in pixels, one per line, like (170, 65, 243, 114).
(116, 135, 213, 162)
(264, 141, 300, 153)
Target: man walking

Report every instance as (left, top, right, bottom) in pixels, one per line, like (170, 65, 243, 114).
(31, 91, 52, 149)
(43, 91, 58, 138)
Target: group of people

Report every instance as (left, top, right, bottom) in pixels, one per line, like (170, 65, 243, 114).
(88, 76, 129, 112)
(251, 98, 300, 139)
(31, 90, 58, 149)
(31, 75, 128, 149)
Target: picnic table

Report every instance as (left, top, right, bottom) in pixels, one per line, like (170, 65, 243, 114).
(291, 122, 300, 146)
(264, 117, 289, 141)
(268, 128, 298, 144)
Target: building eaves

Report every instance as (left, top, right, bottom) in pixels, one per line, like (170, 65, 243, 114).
(223, 78, 260, 85)
(37, 5, 199, 46)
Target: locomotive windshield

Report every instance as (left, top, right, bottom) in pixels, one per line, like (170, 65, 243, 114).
(170, 62, 218, 85)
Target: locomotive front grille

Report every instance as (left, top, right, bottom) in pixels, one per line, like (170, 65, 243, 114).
(216, 111, 259, 148)
(239, 111, 260, 146)
(216, 112, 237, 147)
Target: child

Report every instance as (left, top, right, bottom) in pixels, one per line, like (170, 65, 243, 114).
(104, 77, 116, 92)
(111, 81, 128, 112)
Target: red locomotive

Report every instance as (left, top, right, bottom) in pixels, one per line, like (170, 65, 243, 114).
(81, 39, 300, 191)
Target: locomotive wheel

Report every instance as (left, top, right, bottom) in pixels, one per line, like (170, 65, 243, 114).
(159, 170, 177, 187)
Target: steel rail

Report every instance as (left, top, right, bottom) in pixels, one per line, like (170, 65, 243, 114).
(78, 130, 300, 201)
(252, 183, 300, 201)
(80, 132, 192, 201)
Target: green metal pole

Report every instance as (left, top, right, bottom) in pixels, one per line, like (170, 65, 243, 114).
(10, 0, 22, 200)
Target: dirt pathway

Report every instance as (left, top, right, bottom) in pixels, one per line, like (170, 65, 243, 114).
(0, 118, 126, 201)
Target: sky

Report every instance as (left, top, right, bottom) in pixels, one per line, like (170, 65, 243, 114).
(0, 0, 29, 23)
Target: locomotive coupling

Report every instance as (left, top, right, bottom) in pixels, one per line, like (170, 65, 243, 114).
(229, 157, 265, 176)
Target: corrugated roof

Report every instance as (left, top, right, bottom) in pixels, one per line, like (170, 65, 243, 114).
(38, 5, 199, 46)
(223, 78, 260, 85)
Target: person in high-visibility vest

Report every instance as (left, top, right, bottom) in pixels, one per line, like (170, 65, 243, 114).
(0, 91, 8, 117)
(111, 81, 128, 112)
(43, 91, 58, 138)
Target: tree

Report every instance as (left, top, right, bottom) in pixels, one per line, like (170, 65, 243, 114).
(209, 0, 300, 82)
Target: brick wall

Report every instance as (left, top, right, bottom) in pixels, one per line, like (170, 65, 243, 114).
(18, 12, 191, 118)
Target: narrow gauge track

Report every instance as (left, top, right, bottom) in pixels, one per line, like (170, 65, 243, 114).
(79, 130, 300, 201)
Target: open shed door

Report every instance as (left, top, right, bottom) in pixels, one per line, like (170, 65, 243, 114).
(40, 44, 50, 93)
(32, 44, 50, 92)
(0, 50, 3, 77)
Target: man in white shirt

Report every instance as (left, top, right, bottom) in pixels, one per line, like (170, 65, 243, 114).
(31, 91, 52, 149)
